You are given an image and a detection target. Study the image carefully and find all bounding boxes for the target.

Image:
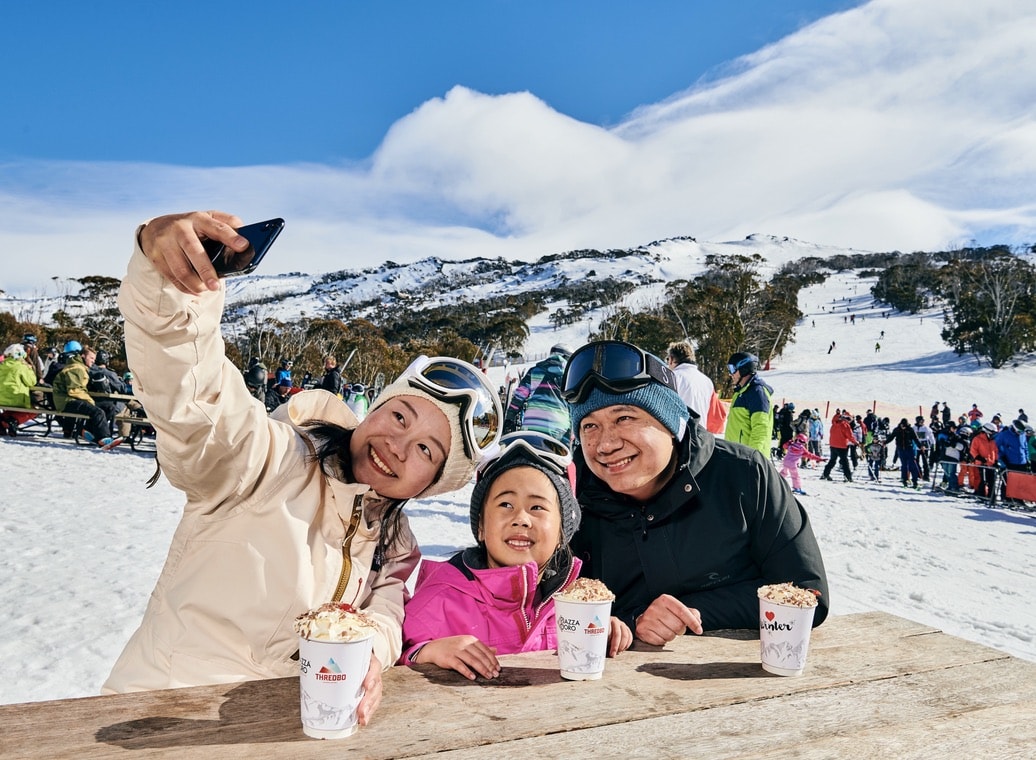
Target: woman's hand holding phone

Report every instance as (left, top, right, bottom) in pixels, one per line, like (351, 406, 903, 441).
(204, 218, 284, 278)
(139, 211, 247, 295)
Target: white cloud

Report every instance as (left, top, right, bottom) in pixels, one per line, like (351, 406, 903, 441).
(2, 0, 1036, 294)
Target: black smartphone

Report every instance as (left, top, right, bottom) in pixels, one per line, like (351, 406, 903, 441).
(203, 218, 285, 277)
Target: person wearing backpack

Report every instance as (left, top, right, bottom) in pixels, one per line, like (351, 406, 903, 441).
(319, 355, 344, 398)
(502, 344, 573, 448)
(89, 349, 129, 436)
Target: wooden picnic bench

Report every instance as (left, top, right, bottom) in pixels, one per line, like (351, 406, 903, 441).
(1, 611, 1033, 758)
(0, 386, 155, 452)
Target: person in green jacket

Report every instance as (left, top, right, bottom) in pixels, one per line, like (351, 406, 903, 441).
(51, 342, 122, 448)
(723, 351, 775, 460)
(0, 343, 40, 435)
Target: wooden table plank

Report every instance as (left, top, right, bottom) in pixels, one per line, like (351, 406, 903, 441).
(423, 658, 1036, 759)
(0, 613, 1024, 759)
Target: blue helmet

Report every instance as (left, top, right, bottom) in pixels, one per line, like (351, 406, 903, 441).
(63, 340, 83, 354)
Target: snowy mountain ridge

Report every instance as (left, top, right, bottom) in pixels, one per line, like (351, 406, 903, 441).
(0, 233, 876, 331)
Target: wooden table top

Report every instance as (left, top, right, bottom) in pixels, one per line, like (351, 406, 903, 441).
(2, 611, 1034, 758)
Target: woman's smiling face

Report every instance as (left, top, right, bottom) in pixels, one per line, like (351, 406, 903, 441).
(350, 395, 450, 499)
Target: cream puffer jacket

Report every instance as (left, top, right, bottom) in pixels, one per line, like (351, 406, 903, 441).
(102, 244, 418, 693)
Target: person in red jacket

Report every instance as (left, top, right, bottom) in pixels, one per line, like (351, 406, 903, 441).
(820, 412, 859, 482)
(968, 422, 1000, 498)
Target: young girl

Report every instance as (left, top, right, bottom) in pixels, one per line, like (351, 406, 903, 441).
(780, 432, 824, 495)
(103, 211, 502, 729)
(400, 432, 633, 679)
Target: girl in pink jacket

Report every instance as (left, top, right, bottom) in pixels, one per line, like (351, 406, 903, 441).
(780, 433, 825, 495)
(400, 432, 633, 679)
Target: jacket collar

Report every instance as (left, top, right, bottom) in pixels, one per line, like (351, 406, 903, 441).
(454, 548, 582, 599)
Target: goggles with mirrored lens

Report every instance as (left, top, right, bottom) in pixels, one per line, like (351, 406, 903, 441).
(561, 340, 676, 404)
(476, 431, 573, 480)
(401, 356, 502, 458)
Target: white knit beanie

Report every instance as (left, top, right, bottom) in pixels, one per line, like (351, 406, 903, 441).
(369, 376, 480, 498)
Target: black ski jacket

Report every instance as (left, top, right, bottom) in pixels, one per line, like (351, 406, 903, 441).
(570, 424, 830, 632)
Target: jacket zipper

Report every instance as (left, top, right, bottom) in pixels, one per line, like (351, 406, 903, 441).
(529, 561, 580, 634)
(291, 495, 363, 661)
(331, 495, 364, 602)
(519, 568, 532, 632)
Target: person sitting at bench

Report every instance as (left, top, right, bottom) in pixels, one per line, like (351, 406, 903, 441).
(0, 343, 40, 436)
(51, 341, 123, 450)
(89, 349, 129, 436)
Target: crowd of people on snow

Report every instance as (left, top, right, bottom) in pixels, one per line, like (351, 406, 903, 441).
(0, 334, 145, 448)
(0, 335, 385, 448)
(241, 355, 376, 419)
(771, 399, 1036, 502)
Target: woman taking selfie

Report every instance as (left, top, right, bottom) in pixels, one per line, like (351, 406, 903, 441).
(103, 211, 502, 729)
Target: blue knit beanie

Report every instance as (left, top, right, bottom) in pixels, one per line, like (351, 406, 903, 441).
(569, 384, 690, 441)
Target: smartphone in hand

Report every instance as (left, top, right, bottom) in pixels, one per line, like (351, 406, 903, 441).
(203, 218, 285, 277)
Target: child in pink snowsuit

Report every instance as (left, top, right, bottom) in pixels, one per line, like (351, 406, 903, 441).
(781, 433, 824, 495)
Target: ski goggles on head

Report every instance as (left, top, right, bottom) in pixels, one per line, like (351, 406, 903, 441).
(400, 355, 502, 459)
(561, 340, 676, 404)
(727, 357, 755, 375)
(476, 431, 573, 481)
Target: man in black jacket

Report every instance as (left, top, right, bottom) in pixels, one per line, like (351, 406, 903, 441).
(89, 350, 129, 436)
(264, 378, 292, 413)
(563, 340, 829, 646)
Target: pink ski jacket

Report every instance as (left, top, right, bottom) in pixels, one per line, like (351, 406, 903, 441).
(400, 553, 582, 664)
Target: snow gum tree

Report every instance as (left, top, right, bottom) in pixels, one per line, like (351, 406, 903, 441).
(938, 255, 1036, 368)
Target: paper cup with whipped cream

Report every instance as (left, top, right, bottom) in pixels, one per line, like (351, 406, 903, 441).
(554, 578, 615, 681)
(294, 602, 379, 739)
(757, 582, 819, 676)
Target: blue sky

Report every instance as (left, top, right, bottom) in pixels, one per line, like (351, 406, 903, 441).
(2, 1, 860, 166)
(2, 0, 1035, 293)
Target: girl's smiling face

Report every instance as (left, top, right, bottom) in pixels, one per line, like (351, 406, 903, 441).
(479, 466, 563, 571)
(350, 396, 450, 499)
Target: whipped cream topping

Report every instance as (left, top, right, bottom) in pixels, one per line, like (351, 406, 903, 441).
(293, 602, 379, 642)
(556, 577, 615, 603)
(757, 582, 820, 608)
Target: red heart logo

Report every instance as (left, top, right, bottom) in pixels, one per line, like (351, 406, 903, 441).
(765, 611, 775, 621)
